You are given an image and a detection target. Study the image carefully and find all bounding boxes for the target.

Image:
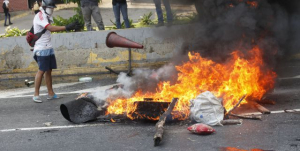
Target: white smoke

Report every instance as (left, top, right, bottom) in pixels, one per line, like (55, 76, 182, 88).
(91, 63, 177, 102)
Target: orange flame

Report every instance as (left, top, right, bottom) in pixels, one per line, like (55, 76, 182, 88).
(106, 46, 276, 120)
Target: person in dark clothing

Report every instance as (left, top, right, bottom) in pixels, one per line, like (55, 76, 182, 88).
(112, 0, 130, 29)
(3, 0, 13, 26)
(153, 0, 173, 27)
(80, 0, 105, 31)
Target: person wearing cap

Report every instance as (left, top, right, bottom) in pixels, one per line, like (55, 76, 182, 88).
(112, 0, 130, 29)
(3, 0, 13, 26)
(153, 0, 173, 27)
(32, 0, 81, 103)
(80, 0, 105, 31)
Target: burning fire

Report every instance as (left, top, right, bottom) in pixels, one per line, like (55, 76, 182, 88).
(106, 46, 276, 120)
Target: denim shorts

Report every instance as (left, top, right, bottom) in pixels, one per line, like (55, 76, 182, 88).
(33, 48, 57, 71)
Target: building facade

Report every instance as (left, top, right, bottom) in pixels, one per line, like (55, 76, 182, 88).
(1, 0, 64, 13)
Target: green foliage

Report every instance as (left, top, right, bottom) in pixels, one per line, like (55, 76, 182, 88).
(52, 6, 85, 32)
(138, 12, 154, 25)
(0, 27, 28, 38)
(186, 13, 198, 22)
(110, 19, 135, 29)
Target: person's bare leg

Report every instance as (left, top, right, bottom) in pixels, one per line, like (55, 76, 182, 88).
(45, 69, 55, 96)
(34, 70, 45, 96)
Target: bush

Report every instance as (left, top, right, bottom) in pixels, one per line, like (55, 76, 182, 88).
(0, 27, 28, 38)
(52, 6, 85, 32)
(110, 19, 135, 29)
(186, 13, 198, 22)
(138, 12, 154, 25)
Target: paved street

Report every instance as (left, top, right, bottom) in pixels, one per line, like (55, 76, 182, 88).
(0, 61, 300, 151)
(0, 1, 300, 150)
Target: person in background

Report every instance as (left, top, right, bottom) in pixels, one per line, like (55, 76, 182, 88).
(3, 0, 13, 26)
(32, 0, 42, 14)
(112, 0, 130, 29)
(32, 0, 81, 103)
(153, 0, 173, 27)
(80, 0, 105, 31)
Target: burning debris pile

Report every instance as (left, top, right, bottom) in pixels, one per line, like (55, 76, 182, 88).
(60, 0, 300, 147)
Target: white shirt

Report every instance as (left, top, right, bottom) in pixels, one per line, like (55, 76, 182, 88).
(33, 9, 53, 51)
(3, 0, 9, 7)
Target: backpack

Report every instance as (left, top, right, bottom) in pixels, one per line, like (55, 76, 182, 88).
(2, 2, 7, 10)
(26, 27, 47, 48)
(26, 16, 50, 49)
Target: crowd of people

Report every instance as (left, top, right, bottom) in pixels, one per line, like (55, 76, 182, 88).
(2, 0, 174, 28)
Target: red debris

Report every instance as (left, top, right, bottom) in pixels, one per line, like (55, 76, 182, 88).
(187, 123, 215, 135)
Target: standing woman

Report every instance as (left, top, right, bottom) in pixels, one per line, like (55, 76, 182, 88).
(112, 0, 130, 29)
(3, 0, 13, 26)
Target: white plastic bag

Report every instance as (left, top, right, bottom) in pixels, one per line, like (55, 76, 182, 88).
(190, 91, 224, 126)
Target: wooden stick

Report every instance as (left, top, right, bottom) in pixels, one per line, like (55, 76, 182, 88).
(284, 109, 300, 113)
(226, 94, 247, 115)
(154, 98, 178, 147)
(253, 102, 270, 114)
(229, 113, 261, 120)
(221, 119, 243, 125)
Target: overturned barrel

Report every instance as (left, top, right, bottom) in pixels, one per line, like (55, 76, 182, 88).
(60, 98, 102, 124)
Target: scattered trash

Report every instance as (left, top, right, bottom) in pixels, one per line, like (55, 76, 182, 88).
(24, 79, 34, 87)
(221, 119, 243, 125)
(40, 129, 59, 133)
(79, 77, 93, 82)
(187, 123, 215, 135)
(43, 122, 52, 127)
(189, 91, 224, 126)
(187, 138, 196, 142)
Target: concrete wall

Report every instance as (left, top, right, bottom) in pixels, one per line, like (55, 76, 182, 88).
(0, 25, 192, 79)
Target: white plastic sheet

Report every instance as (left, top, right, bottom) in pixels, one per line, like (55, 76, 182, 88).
(190, 91, 224, 126)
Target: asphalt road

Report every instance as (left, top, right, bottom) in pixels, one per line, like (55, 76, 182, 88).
(0, 63, 300, 151)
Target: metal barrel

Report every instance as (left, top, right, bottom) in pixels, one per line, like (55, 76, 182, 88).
(60, 98, 102, 124)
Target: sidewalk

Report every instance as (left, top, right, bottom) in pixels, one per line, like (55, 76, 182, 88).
(0, 0, 196, 34)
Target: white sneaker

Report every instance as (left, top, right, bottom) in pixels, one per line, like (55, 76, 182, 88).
(33, 96, 42, 103)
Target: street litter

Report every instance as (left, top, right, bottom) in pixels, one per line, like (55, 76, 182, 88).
(189, 91, 224, 126)
(220, 119, 243, 125)
(24, 79, 34, 87)
(187, 123, 215, 135)
(43, 122, 52, 127)
(79, 77, 93, 82)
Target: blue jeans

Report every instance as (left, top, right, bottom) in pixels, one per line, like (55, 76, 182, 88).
(113, 3, 130, 29)
(153, 0, 173, 23)
(4, 10, 11, 25)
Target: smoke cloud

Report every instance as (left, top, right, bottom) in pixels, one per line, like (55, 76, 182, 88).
(93, 0, 300, 101)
